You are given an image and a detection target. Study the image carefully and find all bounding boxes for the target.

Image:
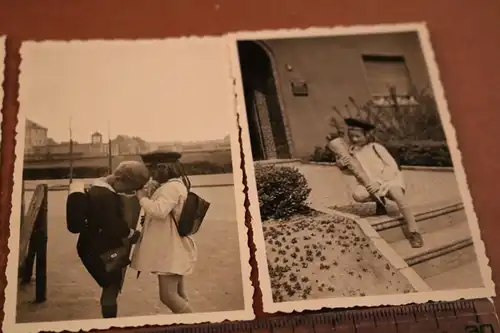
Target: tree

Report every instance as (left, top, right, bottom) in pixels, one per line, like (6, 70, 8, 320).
(328, 86, 446, 145)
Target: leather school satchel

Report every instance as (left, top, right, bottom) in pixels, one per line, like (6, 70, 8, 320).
(100, 242, 131, 273)
(170, 180, 210, 237)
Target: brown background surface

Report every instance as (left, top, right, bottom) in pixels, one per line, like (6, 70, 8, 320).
(1, 0, 500, 330)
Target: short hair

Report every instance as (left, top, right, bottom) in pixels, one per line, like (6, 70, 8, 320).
(113, 161, 150, 190)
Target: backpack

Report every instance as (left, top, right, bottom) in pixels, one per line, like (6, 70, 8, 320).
(66, 182, 89, 234)
(169, 179, 210, 237)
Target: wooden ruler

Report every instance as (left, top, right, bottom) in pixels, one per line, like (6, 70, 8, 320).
(136, 299, 498, 333)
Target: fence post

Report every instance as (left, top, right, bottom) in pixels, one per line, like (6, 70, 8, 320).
(19, 182, 38, 285)
(19, 180, 34, 284)
(20, 233, 36, 284)
(34, 184, 48, 303)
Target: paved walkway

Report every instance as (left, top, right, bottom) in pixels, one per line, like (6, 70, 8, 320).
(16, 184, 245, 323)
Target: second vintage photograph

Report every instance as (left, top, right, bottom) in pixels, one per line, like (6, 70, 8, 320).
(230, 24, 493, 313)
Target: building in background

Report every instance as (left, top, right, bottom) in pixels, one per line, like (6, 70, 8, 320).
(23, 119, 229, 166)
(237, 32, 434, 161)
(24, 119, 48, 154)
(24, 122, 120, 160)
(44, 131, 120, 157)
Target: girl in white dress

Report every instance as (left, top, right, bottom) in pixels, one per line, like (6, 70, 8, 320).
(335, 118, 424, 248)
(131, 151, 197, 313)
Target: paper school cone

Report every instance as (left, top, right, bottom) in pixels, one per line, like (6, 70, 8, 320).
(125, 179, 159, 280)
(328, 137, 385, 206)
(119, 195, 142, 290)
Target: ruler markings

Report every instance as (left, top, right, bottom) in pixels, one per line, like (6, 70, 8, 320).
(152, 299, 499, 333)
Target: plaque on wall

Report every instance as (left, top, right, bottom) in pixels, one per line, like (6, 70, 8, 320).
(290, 80, 308, 96)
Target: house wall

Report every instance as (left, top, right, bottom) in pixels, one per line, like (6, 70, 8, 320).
(24, 125, 48, 153)
(262, 32, 432, 159)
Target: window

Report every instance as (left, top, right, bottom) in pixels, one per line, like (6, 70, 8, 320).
(362, 55, 411, 97)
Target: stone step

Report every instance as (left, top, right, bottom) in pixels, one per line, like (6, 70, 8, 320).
(381, 206, 482, 291)
(367, 200, 465, 244)
(255, 159, 302, 167)
(365, 198, 462, 228)
(390, 219, 472, 265)
(412, 248, 483, 291)
(382, 206, 466, 244)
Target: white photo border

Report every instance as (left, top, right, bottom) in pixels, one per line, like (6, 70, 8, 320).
(3, 36, 255, 333)
(226, 22, 495, 314)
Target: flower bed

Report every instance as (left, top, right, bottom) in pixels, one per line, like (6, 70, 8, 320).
(264, 210, 415, 302)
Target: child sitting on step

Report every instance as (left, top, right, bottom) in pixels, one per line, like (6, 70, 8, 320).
(333, 118, 424, 248)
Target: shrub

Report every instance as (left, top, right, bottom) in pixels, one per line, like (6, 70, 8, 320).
(309, 141, 453, 167)
(310, 146, 336, 163)
(385, 141, 453, 167)
(23, 161, 233, 180)
(314, 86, 450, 167)
(255, 165, 311, 221)
(182, 161, 233, 175)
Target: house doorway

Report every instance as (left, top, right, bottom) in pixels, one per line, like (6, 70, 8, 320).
(237, 41, 291, 161)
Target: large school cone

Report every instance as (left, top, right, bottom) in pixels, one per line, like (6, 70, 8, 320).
(119, 195, 142, 291)
(327, 137, 385, 206)
(125, 179, 160, 280)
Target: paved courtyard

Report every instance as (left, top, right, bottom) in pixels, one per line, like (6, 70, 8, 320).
(16, 174, 246, 323)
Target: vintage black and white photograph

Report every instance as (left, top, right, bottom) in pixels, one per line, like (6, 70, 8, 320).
(3, 38, 253, 333)
(229, 24, 494, 313)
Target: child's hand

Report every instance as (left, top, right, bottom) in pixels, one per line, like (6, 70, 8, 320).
(338, 156, 351, 167)
(128, 230, 141, 244)
(144, 180, 160, 196)
(366, 182, 381, 195)
(136, 189, 148, 200)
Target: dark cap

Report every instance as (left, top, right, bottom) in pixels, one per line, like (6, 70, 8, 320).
(140, 150, 182, 164)
(344, 118, 375, 131)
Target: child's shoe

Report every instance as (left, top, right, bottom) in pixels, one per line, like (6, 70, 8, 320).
(408, 232, 424, 248)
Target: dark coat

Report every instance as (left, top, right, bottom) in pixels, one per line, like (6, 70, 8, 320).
(76, 183, 131, 288)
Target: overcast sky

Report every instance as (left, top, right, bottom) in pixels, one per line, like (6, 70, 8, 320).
(19, 38, 233, 143)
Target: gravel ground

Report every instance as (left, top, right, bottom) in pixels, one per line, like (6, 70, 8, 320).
(263, 210, 415, 303)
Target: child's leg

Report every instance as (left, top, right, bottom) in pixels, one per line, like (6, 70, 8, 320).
(178, 277, 188, 301)
(158, 274, 193, 313)
(387, 186, 423, 247)
(352, 185, 372, 203)
(387, 187, 418, 231)
(100, 283, 121, 318)
(353, 185, 387, 215)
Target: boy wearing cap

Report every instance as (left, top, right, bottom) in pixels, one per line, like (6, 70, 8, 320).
(131, 150, 196, 314)
(75, 161, 150, 318)
(333, 118, 423, 248)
